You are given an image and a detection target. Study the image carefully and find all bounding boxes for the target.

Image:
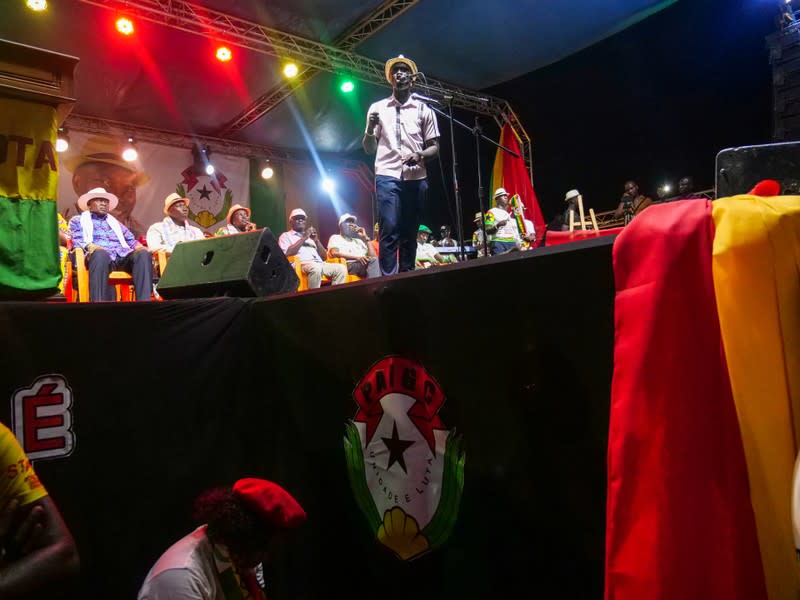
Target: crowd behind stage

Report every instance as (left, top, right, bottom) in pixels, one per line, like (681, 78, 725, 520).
(56, 173, 714, 302)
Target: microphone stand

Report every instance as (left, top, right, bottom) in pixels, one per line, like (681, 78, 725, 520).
(414, 85, 518, 259)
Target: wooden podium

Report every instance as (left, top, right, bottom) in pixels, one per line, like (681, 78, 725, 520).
(0, 38, 78, 124)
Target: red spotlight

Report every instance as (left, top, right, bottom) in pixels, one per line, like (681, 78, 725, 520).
(116, 17, 135, 36)
(216, 46, 233, 62)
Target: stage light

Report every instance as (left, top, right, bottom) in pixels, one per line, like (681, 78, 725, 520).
(340, 80, 355, 93)
(662, 184, 671, 193)
(260, 163, 274, 180)
(321, 177, 336, 193)
(216, 46, 232, 62)
(116, 16, 135, 36)
(55, 127, 69, 153)
(283, 63, 299, 78)
(192, 144, 215, 177)
(26, 0, 47, 12)
(121, 137, 138, 162)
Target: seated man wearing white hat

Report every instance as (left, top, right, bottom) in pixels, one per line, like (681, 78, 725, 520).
(328, 213, 381, 279)
(146, 193, 205, 254)
(278, 208, 346, 288)
(215, 204, 256, 236)
(68, 187, 152, 301)
(486, 188, 522, 255)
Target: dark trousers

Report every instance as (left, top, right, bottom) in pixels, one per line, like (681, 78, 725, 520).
(376, 175, 428, 275)
(88, 248, 152, 302)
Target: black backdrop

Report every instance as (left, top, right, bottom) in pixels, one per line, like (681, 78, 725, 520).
(0, 239, 615, 599)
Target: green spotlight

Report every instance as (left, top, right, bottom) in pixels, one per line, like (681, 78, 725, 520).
(340, 80, 355, 93)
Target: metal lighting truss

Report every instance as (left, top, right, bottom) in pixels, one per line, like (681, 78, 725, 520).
(218, 0, 421, 136)
(76, 0, 534, 183)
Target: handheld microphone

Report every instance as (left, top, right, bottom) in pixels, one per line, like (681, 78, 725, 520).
(412, 92, 441, 105)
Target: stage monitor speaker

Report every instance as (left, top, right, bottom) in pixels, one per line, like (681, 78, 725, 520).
(157, 228, 299, 299)
(716, 141, 800, 198)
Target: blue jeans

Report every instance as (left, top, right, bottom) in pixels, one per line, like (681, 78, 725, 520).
(376, 175, 428, 275)
(490, 240, 517, 255)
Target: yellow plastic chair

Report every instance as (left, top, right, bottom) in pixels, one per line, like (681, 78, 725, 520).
(74, 246, 135, 302)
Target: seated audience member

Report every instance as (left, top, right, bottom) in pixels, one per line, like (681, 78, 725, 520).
(614, 180, 651, 224)
(146, 193, 204, 254)
(68, 187, 152, 302)
(278, 208, 346, 288)
(416, 225, 450, 268)
(57, 213, 71, 295)
(369, 223, 380, 257)
(138, 478, 306, 600)
(472, 212, 487, 257)
(487, 188, 522, 255)
(328, 214, 381, 279)
(0, 421, 79, 596)
(674, 176, 708, 200)
(435, 225, 458, 248)
(215, 204, 256, 236)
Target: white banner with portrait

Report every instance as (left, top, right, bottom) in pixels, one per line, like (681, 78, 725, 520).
(56, 131, 250, 239)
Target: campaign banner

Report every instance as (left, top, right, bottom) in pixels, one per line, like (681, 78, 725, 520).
(56, 131, 250, 239)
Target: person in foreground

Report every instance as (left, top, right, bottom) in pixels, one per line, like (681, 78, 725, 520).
(138, 478, 306, 600)
(0, 422, 79, 598)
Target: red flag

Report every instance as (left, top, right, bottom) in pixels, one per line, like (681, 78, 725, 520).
(606, 200, 766, 600)
(490, 124, 545, 238)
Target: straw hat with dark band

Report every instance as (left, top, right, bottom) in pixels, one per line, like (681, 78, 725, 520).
(384, 55, 418, 84)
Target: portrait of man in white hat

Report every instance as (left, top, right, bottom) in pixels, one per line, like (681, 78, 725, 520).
(64, 134, 150, 238)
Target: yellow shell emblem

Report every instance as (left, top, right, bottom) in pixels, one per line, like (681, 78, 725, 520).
(376, 507, 430, 560)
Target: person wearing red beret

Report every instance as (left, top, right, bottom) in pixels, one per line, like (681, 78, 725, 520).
(138, 478, 306, 600)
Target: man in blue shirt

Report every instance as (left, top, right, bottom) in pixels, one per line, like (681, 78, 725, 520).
(69, 187, 152, 301)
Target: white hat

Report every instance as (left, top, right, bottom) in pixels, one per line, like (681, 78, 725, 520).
(565, 189, 581, 201)
(493, 187, 508, 199)
(338, 213, 357, 226)
(163, 192, 189, 215)
(77, 187, 119, 212)
(289, 208, 307, 219)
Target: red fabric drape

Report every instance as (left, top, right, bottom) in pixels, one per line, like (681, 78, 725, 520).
(606, 200, 766, 600)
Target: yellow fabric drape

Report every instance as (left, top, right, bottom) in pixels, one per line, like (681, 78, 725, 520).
(712, 194, 800, 599)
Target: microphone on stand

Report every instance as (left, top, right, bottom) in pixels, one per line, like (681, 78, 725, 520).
(411, 92, 441, 105)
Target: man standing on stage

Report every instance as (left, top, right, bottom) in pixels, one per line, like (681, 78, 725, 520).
(363, 55, 440, 275)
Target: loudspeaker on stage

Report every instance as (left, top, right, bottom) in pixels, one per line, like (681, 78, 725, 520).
(157, 228, 299, 299)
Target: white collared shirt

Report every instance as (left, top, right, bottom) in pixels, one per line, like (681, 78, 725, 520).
(328, 234, 368, 258)
(278, 229, 323, 263)
(146, 216, 204, 252)
(365, 94, 440, 181)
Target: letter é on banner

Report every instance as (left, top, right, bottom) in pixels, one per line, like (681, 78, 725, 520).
(12, 375, 75, 461)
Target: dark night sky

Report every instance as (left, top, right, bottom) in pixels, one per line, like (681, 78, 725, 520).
(413, 0, 779, 239)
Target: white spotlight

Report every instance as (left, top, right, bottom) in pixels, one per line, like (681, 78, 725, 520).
(205, 164, 215, 176)
(321, 178, 335, 193)
(55, 127, 69, 153)
(121, 137, 138, 162)
(261, 166, 274, 180)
